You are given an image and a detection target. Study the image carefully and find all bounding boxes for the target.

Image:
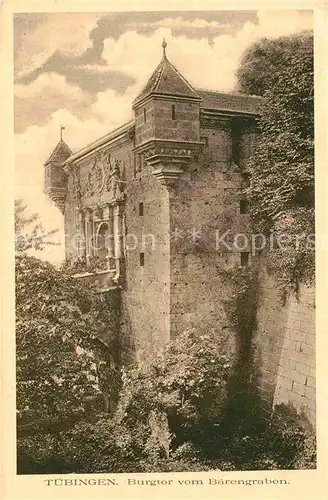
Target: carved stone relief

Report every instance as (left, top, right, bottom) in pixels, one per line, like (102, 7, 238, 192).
(75, 150, 126, 204)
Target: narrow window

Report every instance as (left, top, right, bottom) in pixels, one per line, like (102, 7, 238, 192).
(239, 199, 248, 214)
(139, 202, 144, 216)
(241, 172, 251, 188)
(171, 104, 176, 120)
(133, 157, 137, 177)
(240, 252, 249, 267)
(140, 252, 145, 267)
(136, 154, 142, 173)
(231, 118, 242, 165)
(143, 108, 147, 123)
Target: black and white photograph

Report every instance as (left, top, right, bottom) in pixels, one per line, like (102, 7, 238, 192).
(12, 6, 317, 479)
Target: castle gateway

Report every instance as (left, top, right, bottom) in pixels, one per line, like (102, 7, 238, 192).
(44, 42, 315, 424)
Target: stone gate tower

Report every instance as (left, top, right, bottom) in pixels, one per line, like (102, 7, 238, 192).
(45, 40, 262, 365)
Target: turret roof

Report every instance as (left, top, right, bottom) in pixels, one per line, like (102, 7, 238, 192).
(44, 140, 72, 166)
(133, 39, 200, 106)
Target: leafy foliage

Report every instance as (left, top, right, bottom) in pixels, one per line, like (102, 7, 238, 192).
(15, 199, 58, 254)
(214, 403, 316, 471)
(237, 32, 314, 292)
(15, 202, 117, 461)
(266, 207, 315, 298)
(236, 32, 313, 98)
(17, 327, 234, 473)
(61, 255, 109, 275)
(16, 254, 115, 426)
(17, 309, 316, 473)
(115, 328, 234, 456)
(216, 265, 265, 440)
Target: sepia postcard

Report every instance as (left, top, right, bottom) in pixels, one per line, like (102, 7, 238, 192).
(1, 0, 328, 499)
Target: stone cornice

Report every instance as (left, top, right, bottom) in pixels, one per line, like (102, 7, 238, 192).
(200, 109, 259, 129)
(134, 138, 203, 156)
(134, 139, 202, 189)
(133, 92, 201, 110)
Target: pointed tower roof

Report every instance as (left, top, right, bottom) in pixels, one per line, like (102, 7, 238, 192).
(44, 139, 72, 166)
(133, 39, 200, 107)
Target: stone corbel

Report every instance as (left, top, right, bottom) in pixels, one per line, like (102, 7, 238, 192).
(146, 155, 190, 189)
(45, 187, 66, 214)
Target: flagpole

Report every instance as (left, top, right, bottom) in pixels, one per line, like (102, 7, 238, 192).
(60, 125, 65, 141)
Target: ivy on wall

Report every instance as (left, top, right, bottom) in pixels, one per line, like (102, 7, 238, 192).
(237, 32, 314, 296)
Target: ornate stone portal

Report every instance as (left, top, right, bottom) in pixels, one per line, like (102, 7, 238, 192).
(65, 150, 127, 290)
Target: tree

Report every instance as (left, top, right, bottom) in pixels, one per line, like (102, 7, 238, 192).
(15, 202, 118, 472)
(236, 32, 314, 292)
(16, 255, 114, 427)
(15, 199, 58, 254)
(236, 32, 313, 98)
(114, 328, 234, 461)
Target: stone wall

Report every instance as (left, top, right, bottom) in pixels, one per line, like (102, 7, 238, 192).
(154, 98, 200, 142)
(254, 266, 316, 424)
(120, 157, 171, 366)
(168, 121, 249, 352)
(134, 102, 156, 146)
(64, 172, 80, 259)
(63, 108, 315, 424)
(134, 97, 200, 146)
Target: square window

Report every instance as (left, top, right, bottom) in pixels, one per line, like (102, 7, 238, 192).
(140, 253, 145, 267)
(240, 252, 249, 267)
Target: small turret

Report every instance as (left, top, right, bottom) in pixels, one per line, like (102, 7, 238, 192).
(132, 40, 202, 188)
(44, 126, 72, 213)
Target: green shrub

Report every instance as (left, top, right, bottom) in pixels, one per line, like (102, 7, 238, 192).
(267, 403, 316, 469)
(211, 403, 316, 471)
(114, 328, 234, 459)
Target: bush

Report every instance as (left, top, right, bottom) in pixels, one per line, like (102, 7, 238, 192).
(267, 403, 316, 469)
(211, 403, 316, 471)
(18, 416, 147, 474)
(114, 328, 234, 459)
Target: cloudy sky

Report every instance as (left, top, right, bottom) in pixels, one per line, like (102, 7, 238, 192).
(14, 10, 313, 263)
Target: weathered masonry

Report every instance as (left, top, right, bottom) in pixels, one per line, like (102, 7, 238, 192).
(44, 41, 315, 424)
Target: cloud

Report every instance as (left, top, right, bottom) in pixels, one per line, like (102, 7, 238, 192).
(15, 72, 86, 101)
(14, 73, 95, 133)
(91, 86, 135, 128)
(99, 10, 312, 94)
(126, 17, 232, 30)
(14, 13, 101, 79)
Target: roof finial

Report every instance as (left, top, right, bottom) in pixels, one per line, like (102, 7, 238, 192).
(60, 124, 65, 141)
(162, 38, 167, 58)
